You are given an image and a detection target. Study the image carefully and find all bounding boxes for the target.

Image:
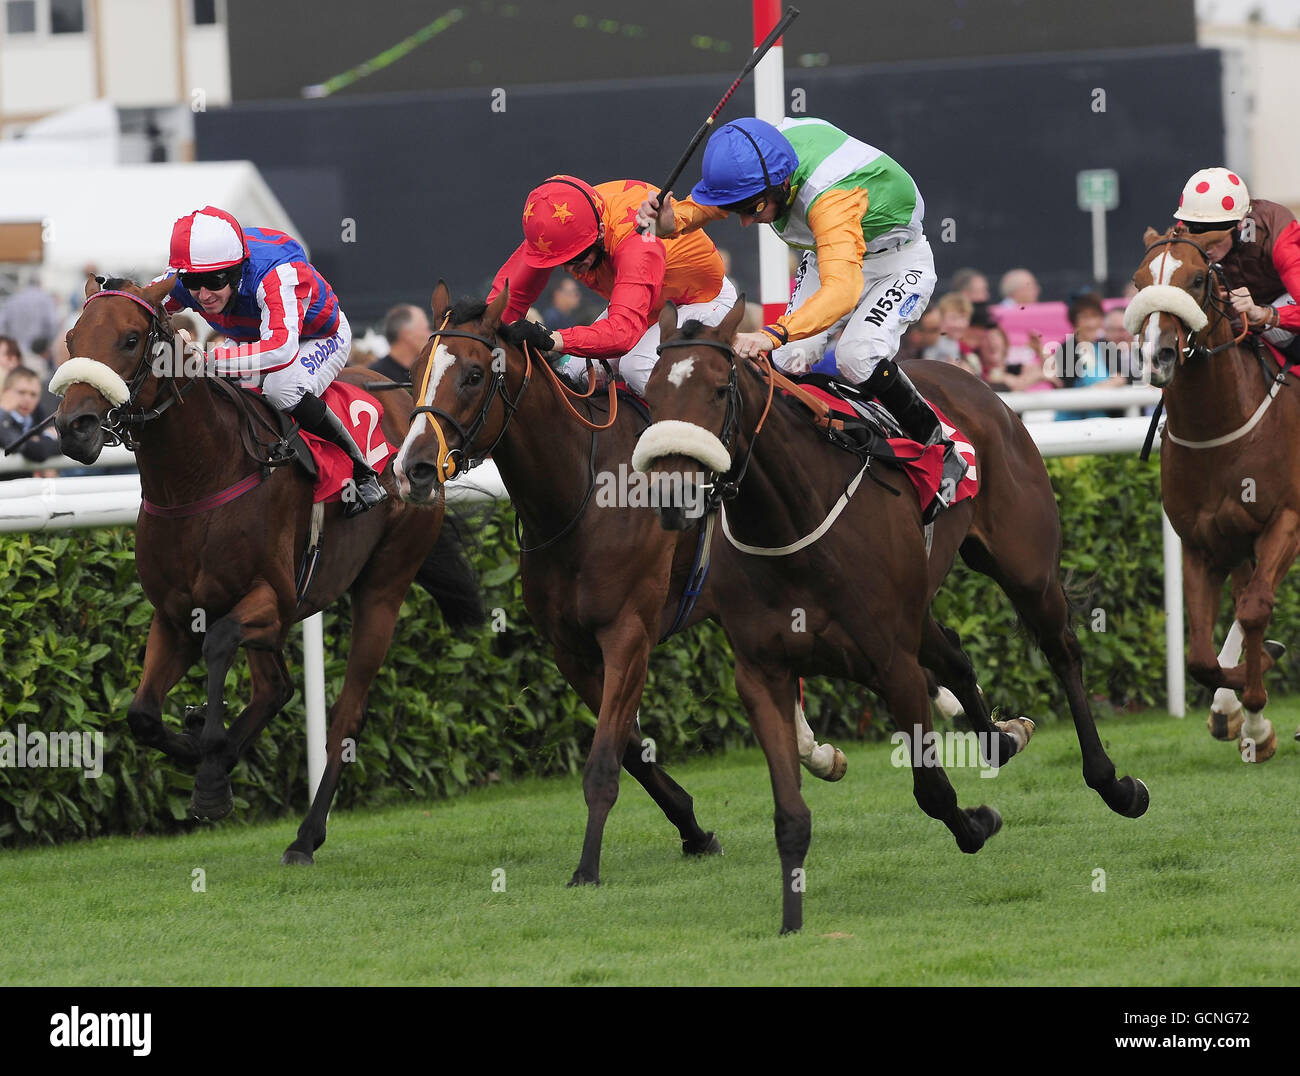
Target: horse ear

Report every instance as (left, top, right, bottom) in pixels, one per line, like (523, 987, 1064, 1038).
(1143, 226, 1160, 247)
(719, 293, 747, 340)
(84, 274, 103, 300)
(142, 276, 173, 308)
(483, 281, 509, 333)
(658, 301, 678, 342)
(431, 280, 451, 322)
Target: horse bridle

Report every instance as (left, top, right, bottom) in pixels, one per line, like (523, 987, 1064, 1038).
(655, 335, 772, 511)
(1140, 235, 1246, 363)
(409, 321, 531, 479)
(80, 288, 190, 449)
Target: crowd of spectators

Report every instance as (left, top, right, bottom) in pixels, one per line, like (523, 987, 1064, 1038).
(899, 265, 1147, 422)
(0, 251, 1145, 485)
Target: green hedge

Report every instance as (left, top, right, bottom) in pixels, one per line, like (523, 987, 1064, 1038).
(1, 455, 1289, 846)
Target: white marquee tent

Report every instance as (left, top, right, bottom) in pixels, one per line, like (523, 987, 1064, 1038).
(0, 159, 303, 298)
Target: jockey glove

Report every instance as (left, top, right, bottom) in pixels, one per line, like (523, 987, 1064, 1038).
(502, 319, 556, 354)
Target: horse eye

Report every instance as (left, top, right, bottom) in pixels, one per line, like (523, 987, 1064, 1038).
(466, 366, 484, 386)
(123, 334, 139, 349)
(1193, 273, 1205, 286)
(715, 385, 729, 400)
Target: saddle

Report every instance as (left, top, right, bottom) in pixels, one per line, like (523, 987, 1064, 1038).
(209, 378, 317, 480)
(767, 371, 911, 464)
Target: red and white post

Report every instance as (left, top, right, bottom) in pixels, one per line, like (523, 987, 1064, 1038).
(753, 0, 790, 326)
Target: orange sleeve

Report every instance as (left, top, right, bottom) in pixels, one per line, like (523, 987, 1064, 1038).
(765, 188, 867, 345)
(663, 197, 729, 237)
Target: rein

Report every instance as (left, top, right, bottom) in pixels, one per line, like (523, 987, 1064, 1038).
(73, 288, 300, 517)
(655, 335, 884, 557)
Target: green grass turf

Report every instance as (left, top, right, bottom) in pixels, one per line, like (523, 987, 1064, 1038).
(2, 701, 1298, 986)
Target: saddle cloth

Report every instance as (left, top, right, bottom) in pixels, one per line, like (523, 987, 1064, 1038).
(247, 380, 397, 504)
(303, 381, 397, 504)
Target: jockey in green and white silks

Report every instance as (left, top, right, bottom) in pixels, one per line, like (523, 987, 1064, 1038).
(639, 116, 966, 511)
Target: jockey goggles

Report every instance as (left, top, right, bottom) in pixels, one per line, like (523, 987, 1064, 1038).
(180, 264, 243, 292)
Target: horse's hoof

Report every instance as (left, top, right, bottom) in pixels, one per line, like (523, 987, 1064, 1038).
(567, 871, 599, 888)
(1263, 639, 1286, 662)
(1294, 724, 1300, 742)
(1119, 776, 1150, 819)
(1208, 707, 1243, 741)
(189, 796, 233, 822)
(281, 849, 314, 866)
(822, 747, 848, 782)
(189, 781, 233, 821)
(994, 717, 1035, 757)
(682, 832, 724, 857)
(1240, 722, 1277, 763)
(971, 804, 1002, 838)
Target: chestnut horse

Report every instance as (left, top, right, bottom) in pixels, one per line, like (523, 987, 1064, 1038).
(53, 277, 482, 861)
(1128, 227, 1295, 761)
(392, 282, 852, 888)
(635, 299, 1149, 933)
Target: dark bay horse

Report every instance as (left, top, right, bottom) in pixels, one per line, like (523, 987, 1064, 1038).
(53, 277, 482, 861)
(391, 282, 848, 887)
(1129, 226, 1295, 761)
(635, 299, 1149, 933)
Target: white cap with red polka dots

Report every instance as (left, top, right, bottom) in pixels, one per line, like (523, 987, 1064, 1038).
(1174, 167, 1251, 223)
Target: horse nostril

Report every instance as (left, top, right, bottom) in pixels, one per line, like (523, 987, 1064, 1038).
(71, 413, 100, 437)
(408, 462, 438, 489)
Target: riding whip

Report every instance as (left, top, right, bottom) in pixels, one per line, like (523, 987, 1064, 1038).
(638, 5, 801, 235)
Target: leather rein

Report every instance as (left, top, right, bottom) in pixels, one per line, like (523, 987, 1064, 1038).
(78, 289, 299, 515)
(1141, 235, 1249, 364)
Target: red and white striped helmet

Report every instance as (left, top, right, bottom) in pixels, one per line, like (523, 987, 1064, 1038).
(1174, 168, 1251, 224)
(168, 206, 249, 272)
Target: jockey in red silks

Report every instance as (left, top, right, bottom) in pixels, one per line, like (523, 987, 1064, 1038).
(163, 205, 386, 515)
(487, 175, 736, 395)
(1172, 168, 1300, 361)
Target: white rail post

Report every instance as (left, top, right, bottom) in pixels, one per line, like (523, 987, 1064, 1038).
(302, 612, 327, 800)
(1162, 510, 1186, 717)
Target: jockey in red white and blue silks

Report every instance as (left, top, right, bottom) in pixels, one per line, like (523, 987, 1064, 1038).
(164, 205, 386, 515)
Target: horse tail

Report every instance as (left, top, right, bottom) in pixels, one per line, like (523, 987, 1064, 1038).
(416, 515, 486, 630)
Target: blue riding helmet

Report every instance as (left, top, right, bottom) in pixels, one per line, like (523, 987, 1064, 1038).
(690, 118, 798, 207)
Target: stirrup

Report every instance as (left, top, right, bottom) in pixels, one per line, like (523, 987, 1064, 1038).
(343, 470, 388, 517)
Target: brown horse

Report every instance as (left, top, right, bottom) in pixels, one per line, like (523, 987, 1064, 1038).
(1129, 227, 1295, 761)
(53, 277, 482, 861)
(635, 298, 1149, 933)
(391, 282, 851, 887)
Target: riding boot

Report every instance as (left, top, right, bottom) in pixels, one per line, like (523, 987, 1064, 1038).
(859, 359, 967, 521)
(289, 392, 388, 517)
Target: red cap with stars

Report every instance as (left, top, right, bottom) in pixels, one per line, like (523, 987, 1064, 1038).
(521, 176, 604, 268)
